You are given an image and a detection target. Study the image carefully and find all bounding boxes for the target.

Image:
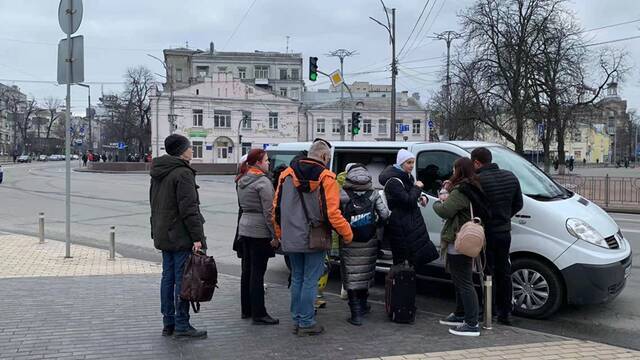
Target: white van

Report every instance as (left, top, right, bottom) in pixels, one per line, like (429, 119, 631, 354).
(268, 141, 632, 319)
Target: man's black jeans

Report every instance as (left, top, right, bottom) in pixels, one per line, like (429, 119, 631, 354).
(485, 231, 513, 318)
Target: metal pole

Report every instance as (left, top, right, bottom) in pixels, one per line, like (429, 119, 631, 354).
(38, 212, 45, 244)
(155, 92, 160, 156)
(483, 275, 493, 330)
(340, 57, 345, 141)
(109, 226, 116, 260)
(169, 64, 175, 134)
(64, 2, 73, 259)
(390, 8, 397, 142)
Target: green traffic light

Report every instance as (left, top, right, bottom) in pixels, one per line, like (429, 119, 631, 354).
(309, 73, 317, 81)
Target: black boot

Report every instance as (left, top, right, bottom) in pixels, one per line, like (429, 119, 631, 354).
(360, 289, 371, 316)
(347, 290, 363, 326)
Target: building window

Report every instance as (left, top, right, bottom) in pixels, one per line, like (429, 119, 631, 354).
(217, 66, 227, 73)
(238, 67, 246, 79)
(363, 119, 372, 134)
(378, 119, 388, 135)
(572, 130, 582, 142)
(316, 119, 325, 134)
(215, 138, 232, 159)
(192, 109, 203, 127)
(192, 141, 203, 159)
(279, 88, 288, 97)
(412, 119, 421, 135)
(214, 110, 231, 128)
(242, 143, 252, 156)
(332, 119, 341, 134)
(291, 69, 299, 80)
(290, 88, 299, 99)
(196, 66, 209, 77)
(280, 68, 288, 80)
(269, 112, 279, 130)
(242, 111, 252, 129)
(175, 68, 183, 82)
(255, 65, 269, 79)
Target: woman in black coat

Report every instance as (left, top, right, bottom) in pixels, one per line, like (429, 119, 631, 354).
(379, 149, 437, 266)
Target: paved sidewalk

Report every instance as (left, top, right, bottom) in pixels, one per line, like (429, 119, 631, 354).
(0, 235, 638, 360)
(0, 234, 161, 277)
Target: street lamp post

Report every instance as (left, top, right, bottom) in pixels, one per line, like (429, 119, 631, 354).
(147, 54, 176, 141)
(370, 0, 396, 141)
(77, 83, 91, 149)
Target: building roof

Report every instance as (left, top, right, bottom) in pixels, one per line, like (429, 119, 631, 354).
(164, 48, 302, 60)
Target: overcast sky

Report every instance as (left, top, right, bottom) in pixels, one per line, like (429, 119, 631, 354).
(0, 0, 638, 114)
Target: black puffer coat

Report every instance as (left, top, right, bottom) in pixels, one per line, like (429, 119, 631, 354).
(379, 165, 437, 266)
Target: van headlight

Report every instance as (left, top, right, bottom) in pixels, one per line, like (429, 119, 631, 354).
(566, 218, 607, 248)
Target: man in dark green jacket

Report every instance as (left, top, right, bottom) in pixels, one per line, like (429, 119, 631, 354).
(150, 134, 207, 339)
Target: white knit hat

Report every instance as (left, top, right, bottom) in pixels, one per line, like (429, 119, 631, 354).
(396, 149, 415, 166)
(240, 154, 248, 164)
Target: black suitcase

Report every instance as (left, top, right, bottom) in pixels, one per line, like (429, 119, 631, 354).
(385, 262, 417, 323)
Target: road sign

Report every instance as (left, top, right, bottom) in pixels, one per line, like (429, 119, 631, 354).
(58, 0, 83, 35)
(428, 120, 434, 129)
(399, 124, 410, 132)
(80, 127, 85, 133)
(117, 142, 126, 150)
(57, 35, 84, 84)
(329, 70, 343, 87)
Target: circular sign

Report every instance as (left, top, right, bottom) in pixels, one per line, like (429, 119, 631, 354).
(58, 0, 83, 35)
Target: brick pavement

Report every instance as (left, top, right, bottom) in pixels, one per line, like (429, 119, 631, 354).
(0, 235, 639, 360)
(0, 234, 161, 277)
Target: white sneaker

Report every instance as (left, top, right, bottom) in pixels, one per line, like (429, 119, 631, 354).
(340, 286, 348, 300)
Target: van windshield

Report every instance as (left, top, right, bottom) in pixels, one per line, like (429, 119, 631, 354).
(467, 146, 568, 200)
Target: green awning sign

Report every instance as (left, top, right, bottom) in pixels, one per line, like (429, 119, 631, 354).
(189, 130, 208, 138)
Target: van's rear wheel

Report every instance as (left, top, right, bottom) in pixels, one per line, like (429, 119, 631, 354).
(511, 258, 564, 319)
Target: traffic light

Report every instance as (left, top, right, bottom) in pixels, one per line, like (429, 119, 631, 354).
(351, 112, 361, 135)
(309, 57, 318, 81)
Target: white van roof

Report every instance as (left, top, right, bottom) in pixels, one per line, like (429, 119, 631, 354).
(270, 140, 500, 151)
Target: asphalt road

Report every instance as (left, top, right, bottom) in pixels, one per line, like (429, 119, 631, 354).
(1, 161, 638, 350)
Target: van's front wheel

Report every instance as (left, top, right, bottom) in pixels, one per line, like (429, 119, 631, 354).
(511, 258, 564, 319)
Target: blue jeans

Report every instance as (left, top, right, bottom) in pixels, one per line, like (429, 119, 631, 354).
(161, 250, 191, 331)
(287, 251, 325, 328)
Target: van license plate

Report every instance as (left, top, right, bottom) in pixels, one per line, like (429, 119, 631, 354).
(624, 265, 631, 279)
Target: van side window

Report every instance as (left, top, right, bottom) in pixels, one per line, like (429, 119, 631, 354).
(416, 151, 460, 196)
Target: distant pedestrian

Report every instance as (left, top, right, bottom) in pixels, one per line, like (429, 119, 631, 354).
(150, 134, 207, 339)
(583, 158, 587, 166)
(108, 154, 113, 162)
(434, 158, 490, 337)
(339, 163, 389, 326)
(102, 154, 107, 163)
(625, 158, 629, 168)
(82, 154, 88, 167)
(12, 150, 17, 163)
(471, 147, 523, 326)
(378, 149, 436, 266)
(273, 138, 353, 337)
(236, 149, 279, 325)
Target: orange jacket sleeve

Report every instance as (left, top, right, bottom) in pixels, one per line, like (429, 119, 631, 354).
(272, 170, 286, 240)
(322, 172, 353, 243)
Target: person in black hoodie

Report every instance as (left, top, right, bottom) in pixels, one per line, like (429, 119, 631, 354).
(150, 134, 207, 340)
(379, 149, 438, 266)
(471, 147, 523, 326)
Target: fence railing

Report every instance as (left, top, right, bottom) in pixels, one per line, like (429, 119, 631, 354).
(553, 174, 640, 211)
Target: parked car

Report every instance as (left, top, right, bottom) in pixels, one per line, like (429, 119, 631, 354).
(38, 155, 48, 161)
(17, 155, 31, 163)
(48, 155, 59, 161)
(268, 141, 632, 319)
(71, 154, 79, 160)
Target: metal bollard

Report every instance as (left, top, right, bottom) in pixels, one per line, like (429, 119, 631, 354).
(483, 275, 493, 330)
(38, 212, 45, 244)
(108, 226, 116, 261)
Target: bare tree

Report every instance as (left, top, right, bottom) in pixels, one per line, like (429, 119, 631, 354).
(124, 66, 154, 156)
(459, 0, 563, 154)
(43, 97, 62, 140)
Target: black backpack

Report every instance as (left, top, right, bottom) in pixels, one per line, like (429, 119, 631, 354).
(343, 190, 377, 243)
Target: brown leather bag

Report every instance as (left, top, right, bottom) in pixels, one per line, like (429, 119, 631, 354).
(454, 203, 486, 258)
(180, 250, 218, 313)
